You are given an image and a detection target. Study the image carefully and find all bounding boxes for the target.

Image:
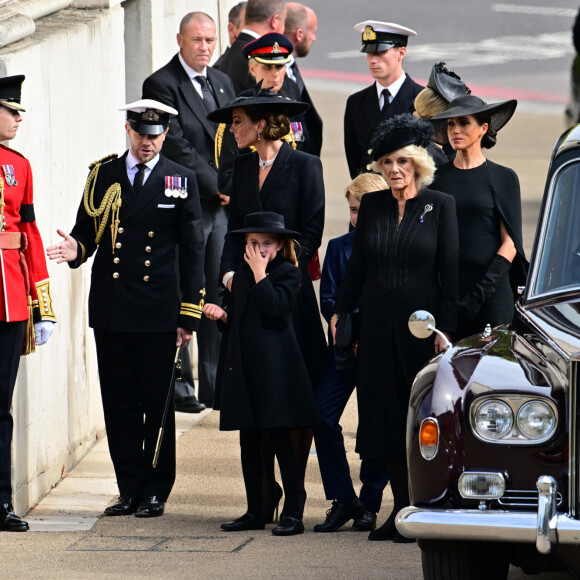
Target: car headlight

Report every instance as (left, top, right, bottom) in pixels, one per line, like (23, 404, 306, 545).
(473, 400, 513, 440)
(470, 395, 558, 444)
(517, 400, 556, 439)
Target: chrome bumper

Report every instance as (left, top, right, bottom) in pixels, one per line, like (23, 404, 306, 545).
(396, 476, 580, 554)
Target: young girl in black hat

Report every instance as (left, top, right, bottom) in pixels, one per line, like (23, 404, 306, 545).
(203, 211, 319, 536)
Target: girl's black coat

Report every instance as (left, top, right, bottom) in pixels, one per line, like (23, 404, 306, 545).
(217, 256, 319, 431)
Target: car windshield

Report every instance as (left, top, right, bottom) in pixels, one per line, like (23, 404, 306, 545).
(531, 160, 580, 297)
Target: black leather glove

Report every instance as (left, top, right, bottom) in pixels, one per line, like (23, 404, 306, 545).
(460, 254, 512, 320)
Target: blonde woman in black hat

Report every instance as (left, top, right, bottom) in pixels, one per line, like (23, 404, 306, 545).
(208, 84, 326, 525)
(429, 95, 527, 339)
(413, 62, 471, 167)
(203, 211, 319, 536)
(332, 114, 458, 542)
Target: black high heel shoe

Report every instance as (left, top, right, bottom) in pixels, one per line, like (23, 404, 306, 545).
(221, 513, 265, 532)
(262, 482, 283, 524)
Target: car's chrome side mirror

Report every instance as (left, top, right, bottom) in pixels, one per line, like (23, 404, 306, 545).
(408, 310, 451, 351)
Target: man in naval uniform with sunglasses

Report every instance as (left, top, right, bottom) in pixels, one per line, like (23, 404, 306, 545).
(344, 21, 423, 179)
(47, 100, 205, 518)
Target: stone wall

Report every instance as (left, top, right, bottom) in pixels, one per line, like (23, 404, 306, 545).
(1, 0, 237, 513)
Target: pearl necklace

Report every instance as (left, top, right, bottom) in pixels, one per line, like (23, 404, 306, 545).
(258, 153, 278, 170)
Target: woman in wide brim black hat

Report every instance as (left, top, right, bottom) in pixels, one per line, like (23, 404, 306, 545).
(332, 113, 459, 541)
(210, 83, 327, 530)
(429, 93, 527, 340)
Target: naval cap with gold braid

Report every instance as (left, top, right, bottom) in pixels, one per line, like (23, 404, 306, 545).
(119, 99, 178, 135)
(354, 20, 417, 53)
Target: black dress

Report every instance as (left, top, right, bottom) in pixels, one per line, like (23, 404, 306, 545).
(219, 141, 327, 386)
(432, 160, 526, 338)
(335, 187, 458, 458)
(218, 256, 319, 431)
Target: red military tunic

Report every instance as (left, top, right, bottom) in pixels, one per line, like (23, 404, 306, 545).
(0, 144, 55, 324)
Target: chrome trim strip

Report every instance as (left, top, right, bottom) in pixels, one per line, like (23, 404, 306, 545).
(536, 476, 557, 554)
(570, 356, 580, 519)
(395, 507, 580, 547)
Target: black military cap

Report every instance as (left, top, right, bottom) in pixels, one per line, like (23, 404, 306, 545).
(0, 75, 26, 112)
(242, 33, 294, 64)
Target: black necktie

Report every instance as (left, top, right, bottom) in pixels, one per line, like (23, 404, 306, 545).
(196, 75, 217, 113)
(133, 163, 147, 192)
(381, 88, 391, 111)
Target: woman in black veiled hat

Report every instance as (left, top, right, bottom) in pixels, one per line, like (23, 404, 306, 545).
(207, 83, 326, 531)
(429, 95, 527, 339)
(333, 114, 458, 542)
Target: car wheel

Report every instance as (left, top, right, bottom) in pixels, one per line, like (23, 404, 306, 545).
(421, 541, 509, 580)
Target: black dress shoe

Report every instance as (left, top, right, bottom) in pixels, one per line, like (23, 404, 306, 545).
(0, 503, 29, 532)
(272, 516, 304, 536)
(135, 496, 165, 518)
(352, 509, 377, 531)
(175, 396, 206, 413)
(221, 513, 265, 531)
(104, 495, 139, 516)
(368, 515, 396, 541)
(313, 498, 365, 533)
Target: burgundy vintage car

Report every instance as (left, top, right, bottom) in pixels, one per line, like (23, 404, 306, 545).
(396, 126, 580, 578)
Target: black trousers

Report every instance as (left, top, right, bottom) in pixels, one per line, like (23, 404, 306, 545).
(93, 329, 177, 501)
(0, 321, 26, 503)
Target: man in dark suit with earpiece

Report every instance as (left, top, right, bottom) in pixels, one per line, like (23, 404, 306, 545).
(143, 11, 236, 411)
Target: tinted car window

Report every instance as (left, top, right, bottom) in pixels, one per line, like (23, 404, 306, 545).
(532, 160, 580, 296)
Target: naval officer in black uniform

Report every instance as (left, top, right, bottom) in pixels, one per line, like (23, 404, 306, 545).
(47, 99, 205, 518)
(344, 21, 423, 178)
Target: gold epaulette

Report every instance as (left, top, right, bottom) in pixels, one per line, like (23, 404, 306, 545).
(89, 153, 118, 170)
(215, 123, 226, 168)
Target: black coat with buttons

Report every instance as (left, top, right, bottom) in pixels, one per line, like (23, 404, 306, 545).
(69, 152, 205, 333)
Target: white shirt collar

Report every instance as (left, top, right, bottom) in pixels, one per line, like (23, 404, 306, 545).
(375, 71, 407, 102)
(178, 52, 206, 80)
(126, 149, 160, 172)
(240, 28, 261, 39)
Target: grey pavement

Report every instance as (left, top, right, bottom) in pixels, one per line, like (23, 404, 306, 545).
(1, 87, 575, 579)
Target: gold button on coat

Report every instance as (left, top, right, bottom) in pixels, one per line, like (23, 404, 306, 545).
(143, 275, 150, 282)
(148, 231, 154, 238)
(115, 242, 122, 249)
(145, 246, 151, 253)
(118, 227, 124, 234)
(113, 257, 120, 264)
(113, 272, 119, 279)
(145, 260, 151, 267)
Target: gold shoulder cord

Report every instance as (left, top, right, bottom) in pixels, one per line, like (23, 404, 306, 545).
(215, 123, 226, 169)
(83, 163, 122, 254)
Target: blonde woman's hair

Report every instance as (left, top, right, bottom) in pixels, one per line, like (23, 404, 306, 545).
(413, 87, 449, 120)
(371, 144, 436, 190)
(344, 172, 388, 201)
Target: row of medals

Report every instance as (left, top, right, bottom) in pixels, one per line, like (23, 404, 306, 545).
(165, 175, 188, 199)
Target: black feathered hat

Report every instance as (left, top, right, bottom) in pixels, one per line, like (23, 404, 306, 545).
(428, 95, 517, 146)
(206, 81, 309, 124)
(369, 114, 433, 161)
(230, 211, 301, 237)
(427, 62, 470, 102)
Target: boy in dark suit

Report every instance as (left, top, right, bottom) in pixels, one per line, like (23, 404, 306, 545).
(313, 173, 390, 533)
